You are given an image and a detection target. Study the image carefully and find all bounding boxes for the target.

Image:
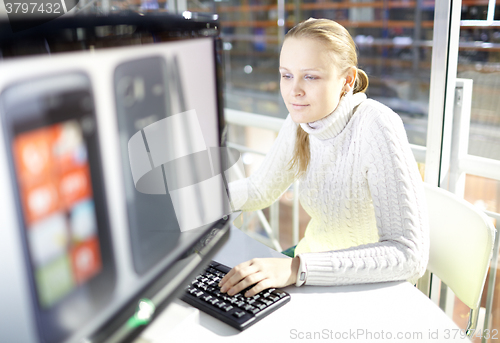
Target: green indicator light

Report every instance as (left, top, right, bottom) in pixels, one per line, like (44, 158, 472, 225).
(127, 298, 156, 328)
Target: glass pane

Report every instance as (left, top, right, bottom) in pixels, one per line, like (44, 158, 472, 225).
(461, 5, 489, 21)
(452, 176, 499, 343)
(216, 0, 435, 246)
(216, 0, 284, 117)
(458, 4, 500, 162)
(219, 0, 435, 148)
(448, 4, 500, 340)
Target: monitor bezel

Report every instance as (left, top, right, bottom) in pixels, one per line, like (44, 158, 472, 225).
(0, 12, 230, 343)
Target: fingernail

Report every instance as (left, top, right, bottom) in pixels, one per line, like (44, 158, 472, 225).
(245, 291, 251, 297)
(227, 288, 234, 296)
(220, 285, 227, 293)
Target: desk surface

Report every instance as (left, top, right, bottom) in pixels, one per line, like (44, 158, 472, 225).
(140, 226, 470, 343)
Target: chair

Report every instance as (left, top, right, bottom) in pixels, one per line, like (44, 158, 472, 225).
(424, 183, 496, 335)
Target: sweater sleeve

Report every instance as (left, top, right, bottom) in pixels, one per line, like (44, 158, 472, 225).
(297, 102, 429, 285)
(228, 115, 299, 212)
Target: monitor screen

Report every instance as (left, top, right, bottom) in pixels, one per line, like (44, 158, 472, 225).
(0, 13, 232, 343)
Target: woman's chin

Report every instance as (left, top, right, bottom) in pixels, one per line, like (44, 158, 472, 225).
(290, 112, 310, 124)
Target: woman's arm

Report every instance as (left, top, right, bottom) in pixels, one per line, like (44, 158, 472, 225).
(298, 102, 429, 286)
(228, 115, 299, 212)
(218, 257, 300, 297)
(221, 103, 429, 294)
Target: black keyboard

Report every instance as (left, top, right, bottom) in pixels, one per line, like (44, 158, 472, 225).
(181, 260, 291, 331)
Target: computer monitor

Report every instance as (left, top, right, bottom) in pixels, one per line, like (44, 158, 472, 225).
(0, 13, 235, 343)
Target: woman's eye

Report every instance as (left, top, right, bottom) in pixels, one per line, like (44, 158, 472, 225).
(281, 74, 292, 79)
(305, 75, 317, 80)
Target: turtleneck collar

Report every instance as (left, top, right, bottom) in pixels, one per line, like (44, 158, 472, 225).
(299, 91, 367, 140)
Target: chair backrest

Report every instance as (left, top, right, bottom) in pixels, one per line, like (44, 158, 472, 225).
(424, 183, 496, 310)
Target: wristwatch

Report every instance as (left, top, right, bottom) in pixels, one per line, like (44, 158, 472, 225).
(295, 255, 307, 287)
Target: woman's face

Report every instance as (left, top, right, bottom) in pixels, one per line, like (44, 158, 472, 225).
(279, 37, 353, 124)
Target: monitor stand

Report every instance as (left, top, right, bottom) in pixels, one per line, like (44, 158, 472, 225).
(138, 300, 200, 342)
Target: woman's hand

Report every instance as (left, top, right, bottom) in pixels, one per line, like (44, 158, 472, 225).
(218, 257, 300, 297)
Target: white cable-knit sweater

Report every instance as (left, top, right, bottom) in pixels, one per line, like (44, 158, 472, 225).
(229, 91, 429, 286)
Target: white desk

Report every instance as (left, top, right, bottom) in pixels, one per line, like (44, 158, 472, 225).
(140, 226, 470, 343)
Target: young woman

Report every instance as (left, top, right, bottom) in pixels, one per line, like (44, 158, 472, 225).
(220, 18, 429, 297)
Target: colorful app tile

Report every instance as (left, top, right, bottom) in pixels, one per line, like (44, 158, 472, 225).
(28, 213, 68, 267)
(13, 126, 55, 187)
(35, 254, 74, 308)
(23, 181, 61, 224)
(53, 121, 87, 173)
(70, 237, 101, 285)
(70, 200, 97, 243)
(59, 166, 92, 209)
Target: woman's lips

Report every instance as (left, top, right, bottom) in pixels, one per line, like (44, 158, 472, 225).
(291, 103, 309, 110)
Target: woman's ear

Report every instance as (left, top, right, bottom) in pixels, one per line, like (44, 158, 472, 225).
(344, 66, 357, 92)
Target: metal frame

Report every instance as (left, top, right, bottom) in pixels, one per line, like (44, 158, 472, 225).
(419, 0, 461, 304)
(461, 0, 498, 27)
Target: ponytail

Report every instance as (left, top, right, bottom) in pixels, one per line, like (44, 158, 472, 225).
(288, 125, 310, 177)
(354, 68, 369, 94)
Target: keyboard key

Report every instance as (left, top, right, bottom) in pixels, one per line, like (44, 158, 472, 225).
(273, 291, 287, 298)
(254, 301, 266, 309)
(261, 299, 273, 306)
(232, 311, 246, 318)
(243, 304, 255, 311)
(182, 261, 291, 331)
(235, 300, 246, 308)
(250, 307, 260, 314)
(268, 295, 279, 302)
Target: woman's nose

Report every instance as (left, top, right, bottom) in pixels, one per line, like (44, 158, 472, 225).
(292, 80, 304, 96)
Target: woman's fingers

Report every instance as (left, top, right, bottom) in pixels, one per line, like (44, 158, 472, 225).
(219, 261, 254, 291)
(225, 271, 266, 296)
(219, 260, 263, 295)
(218, 258, 297, 297)
(219, 261, 248, 288)
(245, 278, 272, 297)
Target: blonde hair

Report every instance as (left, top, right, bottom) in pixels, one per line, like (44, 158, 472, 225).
(286, 18, 369, 176)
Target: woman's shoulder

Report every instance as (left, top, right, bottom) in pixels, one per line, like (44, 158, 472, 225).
(355, 97, 405, 130)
